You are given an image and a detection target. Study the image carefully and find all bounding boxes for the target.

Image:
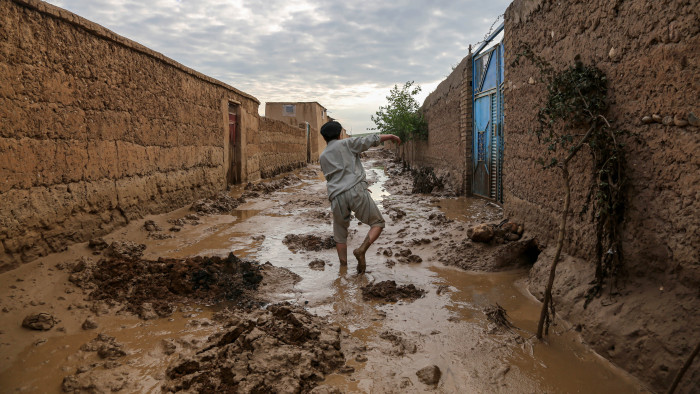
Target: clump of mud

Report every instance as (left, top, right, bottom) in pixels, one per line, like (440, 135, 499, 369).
(438, 236, 541, 272)
(163, 303, 345, 393)
(283, 234, 336, 252)
(191, 193, 244, 214)
(243, 174, 301, 197)
(411, 167, 444, 194)
(361, 280, 426, 303)
(70, 253, 263, 318)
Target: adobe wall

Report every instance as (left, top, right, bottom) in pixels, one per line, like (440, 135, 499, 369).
(265, 102, 329, 162)
(397, 55, 473, 194)
(0, 0, 260, 271)
(257, 117, 307, 178)
(504, 0, 699, 290)
(504, 0, 699, 391)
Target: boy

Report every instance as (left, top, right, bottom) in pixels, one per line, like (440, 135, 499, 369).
(318, 121, 401, 274)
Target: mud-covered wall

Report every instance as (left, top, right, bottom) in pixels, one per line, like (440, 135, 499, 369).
(504, 0, 699, 292)
(0, 0, 260, 271)
(257, 117, 307, 178)
(504, 0, 699, 391)
(398, 55, 473, 194)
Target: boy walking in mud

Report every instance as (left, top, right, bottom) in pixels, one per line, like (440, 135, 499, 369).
(319, 121, 401, 274)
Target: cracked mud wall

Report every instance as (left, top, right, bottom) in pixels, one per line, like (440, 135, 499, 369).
(504, 1, 699, 392)
(397, 54, 473, 194)
(0, 0, 261, 271)
(504, 0, 699, 288)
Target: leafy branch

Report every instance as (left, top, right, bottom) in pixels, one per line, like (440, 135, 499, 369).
(514, 47, 628, 339)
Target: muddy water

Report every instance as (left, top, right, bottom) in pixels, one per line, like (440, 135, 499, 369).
(0, 153, 647, 393)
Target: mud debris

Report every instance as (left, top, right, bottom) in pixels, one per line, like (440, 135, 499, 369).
(104, 241, 146, 260)
(361, 280, 425, 303)
(309, 259, 326, 270)
(379, 330, 418, 356)
(283, 234, 336, 252)
(439, 237, 541, 272)
(72, 253, 263, 319)
(411, 166, 444, 194)
(143, 220, 162, 232)
(81, 317, 98, 330)
(484, 304, 515, 332)
(243, 174, 301, 198)
(80, 333, 127, 359)
(21, 312, 57, 331)
(87, 238, 108, 252)
(191, 193, 244, 215)
(467, 221, 524, 244)
(163, 304, 344, 393)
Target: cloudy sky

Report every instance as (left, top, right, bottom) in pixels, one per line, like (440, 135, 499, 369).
(46, 0, 511, 134)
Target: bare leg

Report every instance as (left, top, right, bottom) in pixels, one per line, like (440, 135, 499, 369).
(353, 226, 383, 274)
(336, 243, 347, 266)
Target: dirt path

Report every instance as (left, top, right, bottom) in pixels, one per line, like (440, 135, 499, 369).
(0, 148, 648, 393)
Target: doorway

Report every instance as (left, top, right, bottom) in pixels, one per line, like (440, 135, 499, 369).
(227, 102, 241, 185)
(472, 25, 504, 202)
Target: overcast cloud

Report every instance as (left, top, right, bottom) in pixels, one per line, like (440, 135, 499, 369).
(46, 0, 511, 134)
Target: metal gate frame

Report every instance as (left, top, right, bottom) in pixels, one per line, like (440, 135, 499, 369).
(472, 23, 505, 203)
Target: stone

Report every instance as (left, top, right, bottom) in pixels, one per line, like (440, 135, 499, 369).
(662, 116, 673, 126)
(688, 112, 700, 127)
(527, 77, 535, 85)
(143, 220, 161, 232)
(673, 114, 688, 127)
(88, 238, 108, 251)
(652, 114, 662, 123)
(641, 116, 653, 124)
(22, 312, 57, 331)
(467, 224, 494, 243)
(82, 318, 98, 330)
(416, 365, 442, 385)
(505, 233, 522, 242)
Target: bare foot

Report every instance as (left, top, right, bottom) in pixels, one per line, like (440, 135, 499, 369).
(353, 248, 366, 274)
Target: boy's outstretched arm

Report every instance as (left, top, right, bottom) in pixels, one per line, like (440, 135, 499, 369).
(379, 134, 401, 145)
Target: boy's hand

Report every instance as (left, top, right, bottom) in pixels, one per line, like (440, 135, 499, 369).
(392, 135, 402, 145)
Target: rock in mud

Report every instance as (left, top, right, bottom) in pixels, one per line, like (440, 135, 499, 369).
(62, 372, 129, 393)
(163, 303, 344, 393)
(191, 193, 243, 214)
(428, 213, 452, 226)
(283, 234, 336, 252)
(139, 302, 159, 320)
(104, 241, 146, 260)
(81, 318, 98, 330)
(468, 223, 495, 242)
(379, 330, 418, 356)
(143, 220, 162, 232)
(361, 280, 425, 303)
(80, 253, 263, 319)
(22, 312, 57, 331)
(416, 365, 442, 385)
(88, 237, 108, 251)
(309, 259, 326, 270)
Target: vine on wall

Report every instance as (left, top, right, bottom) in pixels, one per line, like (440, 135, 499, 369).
(512, 48, 628, 338)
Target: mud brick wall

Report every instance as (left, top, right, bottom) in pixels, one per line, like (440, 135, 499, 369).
(257, 118, 307, 178)
(504, 0, 699, 287)
(398, 55, 472, 195)
(0, 0, 260, 271)
(504, 0, 699, 391)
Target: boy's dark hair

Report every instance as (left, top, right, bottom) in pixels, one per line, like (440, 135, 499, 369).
(320, 121, 342, 142)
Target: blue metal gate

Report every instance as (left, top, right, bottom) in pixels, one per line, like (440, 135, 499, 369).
(472, 24, 504, 202)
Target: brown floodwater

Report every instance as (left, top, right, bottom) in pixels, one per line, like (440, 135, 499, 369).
(0, 154, 649, 393)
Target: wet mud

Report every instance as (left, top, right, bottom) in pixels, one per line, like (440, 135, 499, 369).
(0, 147, 650, 393)
(164, 304, 345, 393)
(361, 280, 425, 303)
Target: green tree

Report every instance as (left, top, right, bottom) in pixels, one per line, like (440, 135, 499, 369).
(371, 81, 428, 141)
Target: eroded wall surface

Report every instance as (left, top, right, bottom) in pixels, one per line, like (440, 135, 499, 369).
(257, 118, 307, 178)
(398, 55, 472, 194)
(0, 0, 260, 270)
(505, 0, 699, 391)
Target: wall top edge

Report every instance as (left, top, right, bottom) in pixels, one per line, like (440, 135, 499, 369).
(11, 0, 260, 104)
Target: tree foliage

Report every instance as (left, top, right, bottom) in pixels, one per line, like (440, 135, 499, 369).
(371, 81, 428, 141)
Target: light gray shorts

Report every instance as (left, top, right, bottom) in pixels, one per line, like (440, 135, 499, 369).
(331, 181, 385, 244)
